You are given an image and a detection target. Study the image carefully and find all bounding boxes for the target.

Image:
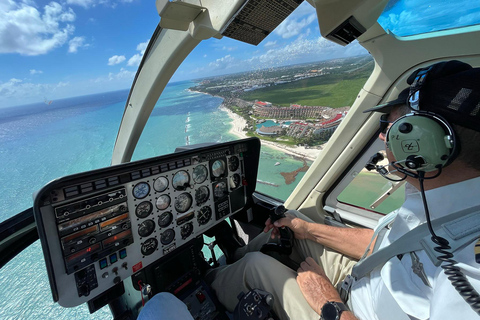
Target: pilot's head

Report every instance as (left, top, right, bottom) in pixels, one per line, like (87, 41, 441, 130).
(365, 60, 480, 174)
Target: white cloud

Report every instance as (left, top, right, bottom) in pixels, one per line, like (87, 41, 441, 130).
(30, 69, 43, 75)
(68, 36, 88, 53)
(108, 55, 126, 65)
(247, 36, 367, 69)
(208, 55, 236, 70)
(275, 13, 317, 39)
(0, 1, 76, 55)
(66, 0, 95, 8)
(222, 46, 237, 51)
(264, 41, 277, 48)
(127, 54, 142, 67)
(127, 39, 149, 67)
(0, 78, 70, 106)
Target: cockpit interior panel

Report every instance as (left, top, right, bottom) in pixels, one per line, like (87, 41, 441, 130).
(33, 138, 260, 308)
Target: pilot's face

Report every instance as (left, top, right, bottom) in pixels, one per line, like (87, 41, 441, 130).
(378, 106, 405, 170)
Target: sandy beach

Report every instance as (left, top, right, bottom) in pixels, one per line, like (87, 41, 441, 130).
(219, 105, 322, 162)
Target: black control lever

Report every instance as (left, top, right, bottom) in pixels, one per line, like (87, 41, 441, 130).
(261, 205, 294, 256)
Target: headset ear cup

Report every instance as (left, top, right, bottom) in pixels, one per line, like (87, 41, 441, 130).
(387, 113, 456, 172)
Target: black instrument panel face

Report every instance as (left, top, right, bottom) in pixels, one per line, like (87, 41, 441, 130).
(33, 138, 260, 308)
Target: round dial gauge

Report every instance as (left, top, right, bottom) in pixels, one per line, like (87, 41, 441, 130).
(135, 201, 153, 218)
(195, 186, 210, 205)
(193, 165, 208, 184)
(229, 174, 241, 190)
(153, 176, 169, 192)
(156, 195, 171, 210)
(213, 181, 228, 199)
(197, 206, 212, 225)
(141, 238, 158, 256)
(173, 170, 190, 190)
(228, 156, 239, 171)
(175, 192, 193, 213)
(138, 219, 155, 238)
(211, 160, 226, 178)
(133, 182, 150, 199)
(160, 228, 175, 245)
(181, 222, 194, 239)
(158, 211, 173, 228)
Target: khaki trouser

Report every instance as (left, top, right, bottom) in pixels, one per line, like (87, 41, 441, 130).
(211, 211, 357, 320)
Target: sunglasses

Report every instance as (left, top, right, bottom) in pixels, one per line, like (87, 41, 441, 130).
(379, 114, 393, 134)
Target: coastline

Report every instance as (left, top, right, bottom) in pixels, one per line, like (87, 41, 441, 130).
(219, 105, 321, 162)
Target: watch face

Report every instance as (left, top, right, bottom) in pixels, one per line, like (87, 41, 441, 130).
(321, 302, 339, 320)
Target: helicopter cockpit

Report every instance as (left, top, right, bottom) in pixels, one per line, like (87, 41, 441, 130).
(1, 0, 480, 319)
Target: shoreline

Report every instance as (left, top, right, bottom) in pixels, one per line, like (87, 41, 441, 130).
(219, 105, 321, 162)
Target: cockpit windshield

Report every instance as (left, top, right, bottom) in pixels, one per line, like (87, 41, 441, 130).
(378, 0, 480, 37)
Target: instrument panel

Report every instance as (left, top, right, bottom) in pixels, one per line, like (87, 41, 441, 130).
(33, 138, 260, 308)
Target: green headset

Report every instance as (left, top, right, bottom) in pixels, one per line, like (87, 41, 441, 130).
(385, 67, 458, 174)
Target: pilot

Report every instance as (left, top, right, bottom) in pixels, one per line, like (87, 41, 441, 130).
(209, 60, 480, 320)
(138, 60, 480, 320)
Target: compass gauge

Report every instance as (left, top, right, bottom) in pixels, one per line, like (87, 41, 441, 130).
(156, 195, 171, 210)
(174, 192, 193, 213)
(193, 165, 208, 184)
(133, 182, 150, 199)
(135, 201, 153, 218)
(153, 176, 169, 192)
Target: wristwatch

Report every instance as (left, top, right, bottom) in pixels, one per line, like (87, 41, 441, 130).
(320, 301, 349, 320)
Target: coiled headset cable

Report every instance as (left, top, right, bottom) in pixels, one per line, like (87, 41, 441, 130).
(418, 171, 480, 315)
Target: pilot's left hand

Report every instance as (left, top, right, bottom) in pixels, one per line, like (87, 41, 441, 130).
(296, 257, 342, 315)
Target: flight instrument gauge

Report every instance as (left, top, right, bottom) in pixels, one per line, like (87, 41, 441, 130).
(211, 160, 226, 178)
(195, 186, 210, 205)
(175, 192, 193, 213)
(138, 219, 155, 238)
(228, 156, 239, 171)
(181, 222, 194, 239)
(135, 201, 153, 218)
(141, 238, 158, 256)
(197, 206, 212, 225)
(133, 182, 150, 199)
(156, 194, 171, 210)
(158, 211, 173, 228)
(173, 170, 190, 190)
(160, 228, 175, 245)
(229, 174, 241, 190)
(213, 181, 228, 199)
(153, 176, 169, 192)
(193, 165, 208, 184)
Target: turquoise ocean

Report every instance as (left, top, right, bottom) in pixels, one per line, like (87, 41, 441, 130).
(0, 80, 310, 319)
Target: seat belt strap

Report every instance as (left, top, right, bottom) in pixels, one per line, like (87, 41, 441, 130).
(352, 205, 480, 280)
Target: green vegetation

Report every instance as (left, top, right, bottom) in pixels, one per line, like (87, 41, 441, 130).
(246, 131, 299, 146)
(240, 66, 372, 108)
(337, 172, 405, 215)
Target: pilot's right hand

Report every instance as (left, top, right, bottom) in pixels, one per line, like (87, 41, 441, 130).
(264, 211, 310, 240)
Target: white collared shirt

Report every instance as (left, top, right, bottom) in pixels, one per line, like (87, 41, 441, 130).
(350, 177, 480, 320)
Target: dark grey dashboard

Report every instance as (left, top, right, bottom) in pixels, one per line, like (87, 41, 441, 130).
(33, 138, 260, 308)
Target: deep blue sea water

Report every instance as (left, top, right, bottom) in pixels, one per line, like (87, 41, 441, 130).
(0, 80, 309, 319)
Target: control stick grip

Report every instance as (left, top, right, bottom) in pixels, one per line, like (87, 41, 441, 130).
(270, 205, 286, 223)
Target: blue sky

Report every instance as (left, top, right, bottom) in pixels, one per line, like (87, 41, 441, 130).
(0, 1, 370, 108)
(1, 0, 479, 108)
